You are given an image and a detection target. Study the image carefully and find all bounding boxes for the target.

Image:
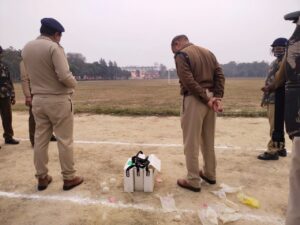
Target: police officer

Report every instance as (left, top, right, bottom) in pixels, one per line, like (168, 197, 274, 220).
(0, 46, 19, 145)
(20, 60, 56, 147)
(267, 11, 300, 225)
(282, 11, 300, 225)
(171, 35, 225, 192)
(258, 38, 288, 160)
(22, 18, 83, 191)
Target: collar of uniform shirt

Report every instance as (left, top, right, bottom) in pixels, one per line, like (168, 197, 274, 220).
(179, 43, 193, 51)
(37, 35, 52, 41)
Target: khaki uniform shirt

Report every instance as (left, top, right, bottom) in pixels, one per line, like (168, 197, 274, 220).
(20, 60, 31, 98)
(22, 35, 77, 95)
(175, 43, 225, 103)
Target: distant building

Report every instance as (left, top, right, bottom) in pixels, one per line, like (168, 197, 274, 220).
(122, 64, 160, 79)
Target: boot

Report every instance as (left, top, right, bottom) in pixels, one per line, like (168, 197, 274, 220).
(257, 152, 279, 160)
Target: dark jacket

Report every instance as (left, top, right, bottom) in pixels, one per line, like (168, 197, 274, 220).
(174, 43, 225, 103)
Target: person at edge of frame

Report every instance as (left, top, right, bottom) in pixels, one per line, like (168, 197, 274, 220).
(0, 46, 19, 145)
(258, 37, 288, 160)
(265, 11, 300, 225)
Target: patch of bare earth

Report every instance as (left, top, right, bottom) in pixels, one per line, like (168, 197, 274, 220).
(0, 112, 291, 225)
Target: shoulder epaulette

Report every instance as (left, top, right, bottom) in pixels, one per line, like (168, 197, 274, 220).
(174, 51, 191, 67)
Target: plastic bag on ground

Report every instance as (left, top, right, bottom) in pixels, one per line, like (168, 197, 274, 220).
(237, 192, 260, 208)
(211, 183, 243, 199)
(198, 204, 218, 225)
(219, 213, 242, 224)
(224, 199, 240, 211)
(219, 183, 243, 193)
(211, 189, 226, 199)
(213, 203, 242, 224)
(159, 194, 177, 212)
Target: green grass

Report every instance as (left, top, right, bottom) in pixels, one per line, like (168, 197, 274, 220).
(13, 78, 266, 117)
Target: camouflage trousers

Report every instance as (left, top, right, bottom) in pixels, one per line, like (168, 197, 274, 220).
(0, 97, 14, 140)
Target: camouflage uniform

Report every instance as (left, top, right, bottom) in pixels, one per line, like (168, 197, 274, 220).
(261, 59, 279, 106)
(0, 62, 15, 140)
(261, 58, 285, 154)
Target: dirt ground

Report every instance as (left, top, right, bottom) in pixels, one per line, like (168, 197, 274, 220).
(0, 112, 293, 225)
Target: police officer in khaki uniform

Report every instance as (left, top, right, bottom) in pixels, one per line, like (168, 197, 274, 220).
(20, 60, 56, 147)
(171, 35, 225, 192)
(0, 46, 19, 145)
(22, 18, 83, 191)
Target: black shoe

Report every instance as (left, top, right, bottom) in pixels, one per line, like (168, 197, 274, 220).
(50, 135, 57, 142)
(5, 138, 19, 145)
(278, 149, 287, 157)
(199, 170, 216, 185)
(257, 152, 279, 160)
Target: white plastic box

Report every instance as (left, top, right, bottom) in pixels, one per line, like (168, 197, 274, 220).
(133, 152, 146, 191)
(123, 153, 161, 192)
(123, 158, 134, 192)
(144, 154, 161, 192)
(134, 167, 144, 191)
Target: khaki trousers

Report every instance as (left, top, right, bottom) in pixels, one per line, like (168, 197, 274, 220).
(32, 95, 76, 180)
(266, 104, 280, 154)
(180, 95, 216, 188)
(286, 137, 300, 225)
(29, 104, 56, 147)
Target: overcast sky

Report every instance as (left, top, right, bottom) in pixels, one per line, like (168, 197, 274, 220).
(0, 0, 299, 68)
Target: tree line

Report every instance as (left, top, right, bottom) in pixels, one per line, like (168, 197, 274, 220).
(67, 53, 131, 80)
(1, 47, 131, 81)
(1, 47, 270, 81)
(221, 61, 269, 77)
(160, 61, 269, 79)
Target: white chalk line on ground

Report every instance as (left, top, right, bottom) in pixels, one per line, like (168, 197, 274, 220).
(0, 191, 284, 225)
(16, 138, 291, 153)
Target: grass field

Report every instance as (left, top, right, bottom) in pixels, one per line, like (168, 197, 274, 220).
(12, 78, 266, 117)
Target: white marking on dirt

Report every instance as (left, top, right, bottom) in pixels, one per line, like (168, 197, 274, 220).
(16, 138, 291, 153)
(0, 190, 191, 213)
(0, 191, 284, 225)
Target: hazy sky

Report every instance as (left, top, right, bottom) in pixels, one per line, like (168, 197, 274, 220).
(0, 0, 299, 68)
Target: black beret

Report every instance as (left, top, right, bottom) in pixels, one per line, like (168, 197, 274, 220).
(41, 18, 65, 32)
(284, 11, 300, 22)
